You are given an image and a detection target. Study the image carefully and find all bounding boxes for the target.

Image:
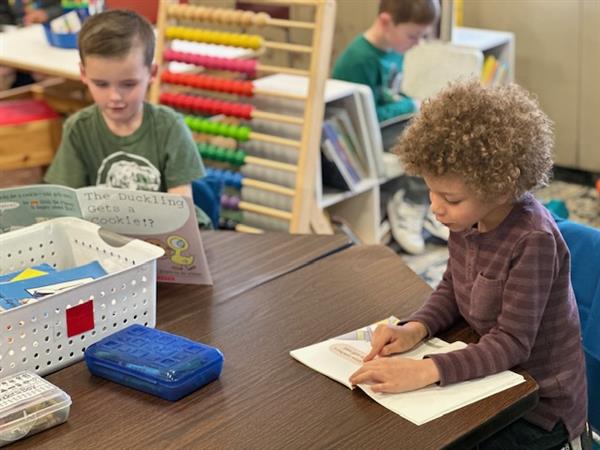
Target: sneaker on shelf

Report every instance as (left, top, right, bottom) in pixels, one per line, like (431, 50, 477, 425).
(424, 209, 450, 241)
(387, 191, 427, 254)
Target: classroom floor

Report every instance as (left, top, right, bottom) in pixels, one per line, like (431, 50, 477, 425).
(395, 177, 600, 288)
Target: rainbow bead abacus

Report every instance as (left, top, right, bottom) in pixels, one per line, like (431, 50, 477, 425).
(151, 0, 336, 234)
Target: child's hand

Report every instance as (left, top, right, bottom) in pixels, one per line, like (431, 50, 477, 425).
(349, 357, 440, 393)
(363, 321, 427, 362)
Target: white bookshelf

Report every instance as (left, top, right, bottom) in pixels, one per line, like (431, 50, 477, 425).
(252, 75, 386, 244)
(452, 26, 515, 82)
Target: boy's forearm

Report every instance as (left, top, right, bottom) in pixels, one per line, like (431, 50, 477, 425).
(168, 184, 193, 198)
(376, 97, 417, 122)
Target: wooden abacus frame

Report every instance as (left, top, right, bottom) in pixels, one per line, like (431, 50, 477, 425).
(150, 0, 336, 235)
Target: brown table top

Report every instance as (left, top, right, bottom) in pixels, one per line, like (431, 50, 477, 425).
(156, 230, 352, 325)
(18, 240, 539, 450)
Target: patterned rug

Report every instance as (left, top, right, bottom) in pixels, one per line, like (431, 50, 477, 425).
(396, 180, 600, 288)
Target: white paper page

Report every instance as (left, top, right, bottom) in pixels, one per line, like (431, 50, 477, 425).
(290, 317, 400, 387)
(361, 368, 525, 425)
(290, 339, 371, 389)
(290, 324, 526, 426)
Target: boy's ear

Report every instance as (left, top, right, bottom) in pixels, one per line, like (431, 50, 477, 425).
(379, 12, 394, 28)
(79, 62, 88, 85)
(495, 192, 514, 206)
(150, 63, 158, 80)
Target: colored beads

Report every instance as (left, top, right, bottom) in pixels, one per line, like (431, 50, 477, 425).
(207, 168, 243, 189)
(165, 27, 263, 50)
(167, 5, 270, 27)
(160, 71, 254, 96)
(160, 92, 254, 119)
(220, 194, 241, 210)
(197, 142, 246, 166)
(184, 115, 251, 141)
(163, 50, 257, 77)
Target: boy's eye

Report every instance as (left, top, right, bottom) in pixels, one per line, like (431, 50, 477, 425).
(93, 81, 108, 88)
(445, 198, 461, 205)
(121, 81, 138, 88)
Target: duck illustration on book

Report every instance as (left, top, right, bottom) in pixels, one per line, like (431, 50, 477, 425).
(167, 235, 194, 267)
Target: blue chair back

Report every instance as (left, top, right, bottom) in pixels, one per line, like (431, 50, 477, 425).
(557, 219, 600, 433)
(192, 175, 223, 230)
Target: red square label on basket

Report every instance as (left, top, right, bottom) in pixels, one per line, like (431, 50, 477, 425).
(66, 300, 95, 337)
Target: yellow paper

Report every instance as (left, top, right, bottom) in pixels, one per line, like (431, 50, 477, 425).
(10, 268, 49, 282)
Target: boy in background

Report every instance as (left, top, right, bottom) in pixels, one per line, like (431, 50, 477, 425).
(332, 0, 447, 254)
(44, 9, 211, 227)
(350, 80, 590, 449)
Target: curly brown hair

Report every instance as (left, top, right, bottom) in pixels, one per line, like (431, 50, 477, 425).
(394, 79, 554, 200)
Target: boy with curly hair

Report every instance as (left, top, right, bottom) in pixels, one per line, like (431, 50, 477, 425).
(349, 80, 589, 449)
(44, 9, 211, 226)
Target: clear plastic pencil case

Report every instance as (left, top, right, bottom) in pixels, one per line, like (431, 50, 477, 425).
(84, 324, 224, 401)
(0, 372, 71, 447)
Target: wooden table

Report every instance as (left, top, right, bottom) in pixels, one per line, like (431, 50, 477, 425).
(0, 26, 254, 81)
(0, 25, 81, 80)
(16, 236, 537, 449)
(156, 230, 352, 325)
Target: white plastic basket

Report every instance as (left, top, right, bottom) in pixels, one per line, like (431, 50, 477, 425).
(0, 217, 164, 377)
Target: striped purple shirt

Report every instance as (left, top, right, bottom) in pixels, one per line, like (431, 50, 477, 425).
(409, 193, 587, 440)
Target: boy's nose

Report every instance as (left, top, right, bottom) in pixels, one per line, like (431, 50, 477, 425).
(108, 87, 122, 101)
(429, 192, 443, 216)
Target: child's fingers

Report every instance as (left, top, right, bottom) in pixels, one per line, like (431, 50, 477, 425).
(364, 327, 393, 361)
(380, 339, 407, 356)
(370, 382, 395, 393)
(349, 367, 376, 385)
(363, 346, 381, 362)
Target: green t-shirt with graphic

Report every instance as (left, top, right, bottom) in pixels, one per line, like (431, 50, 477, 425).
(332, 35, 416, 122)
(44, 102, 212, 228)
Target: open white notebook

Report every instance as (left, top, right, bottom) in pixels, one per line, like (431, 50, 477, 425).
(290, 318, 525, 425)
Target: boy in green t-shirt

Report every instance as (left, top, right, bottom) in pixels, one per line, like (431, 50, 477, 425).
(332, 0, 447, 254)
(332, 0, 439, 122)
(44, 9, 211, 227)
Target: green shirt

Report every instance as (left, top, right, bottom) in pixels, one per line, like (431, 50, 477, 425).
(45, 102, 212, 228)
(332, 35, 416, 122)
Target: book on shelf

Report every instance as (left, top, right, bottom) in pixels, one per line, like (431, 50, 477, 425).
(321, 136, 358, 192)
(325, 107, 370, 176)
(492, 62, 508, 86)
(481, 54, 498, 87)
(290, 317, 526, 425)
(321, 121, 364, 187)
(326, 118, 368, 179)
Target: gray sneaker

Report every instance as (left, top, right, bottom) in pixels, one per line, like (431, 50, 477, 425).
(387, 190, 427, 254)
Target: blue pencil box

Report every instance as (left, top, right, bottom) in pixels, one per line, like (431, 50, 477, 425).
(84, 324, 224, 401)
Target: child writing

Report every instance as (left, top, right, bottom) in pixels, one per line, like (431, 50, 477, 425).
(44, 9, 211, 227)
(349, 80, 589, 449)
(332, 0, 447, 255)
